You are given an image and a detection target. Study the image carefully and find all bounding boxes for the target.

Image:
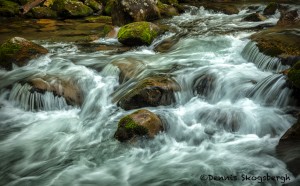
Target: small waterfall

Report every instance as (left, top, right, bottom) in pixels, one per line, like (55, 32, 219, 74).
(241, 41, 288, 72)
(9, 83, 69, 111)
(247, 74, 294, 107)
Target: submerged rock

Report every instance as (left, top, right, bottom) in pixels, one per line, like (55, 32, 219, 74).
(117, 21, 161, 46)
(154, 35, 180, 53)
(0, 0, 20, 17)
(52, 0, 93, 18)
(118, 76, 180, 110)
(276, 114, 300, 176)
(243, 13, 266, 22)
(85, 15, 112, 23)
(111, 57, 145, 83)
(0, 37, 48, 70)
(114, 109, 163, 142)
(111, 0, 161, 26)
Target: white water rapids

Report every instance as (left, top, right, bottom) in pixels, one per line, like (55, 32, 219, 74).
(0, 5, 299, 186)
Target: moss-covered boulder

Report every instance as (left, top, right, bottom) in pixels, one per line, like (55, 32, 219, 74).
(30, 7, 58, 19)
(277, 9, 300, 26)
(0, 0, 20, 17)
(202, 3, 239, 15)
(118, 21, 161, 46)
(243, 13, 266, 22)
(0, 37, 48, 70)
(114, 109, 163, 142)
(111, 0, 161, 26)
(287, 61, 300, 89)
(84, 0, 103, 13)
(111, 57, 145, 83)
(276, 114, 300, 176)
(263, 2, 278, 16)
(52, 0, 93, 18)
(118, 76, 180, 110)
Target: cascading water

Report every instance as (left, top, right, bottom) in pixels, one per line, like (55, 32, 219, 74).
(241, 41, 288, 72)
(0, 5, 299, 186)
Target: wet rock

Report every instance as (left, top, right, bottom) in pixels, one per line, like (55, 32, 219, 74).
(287, 61, 300, 89)
(26, 76, 83, 106)
(117, 21, 161, 46)
(192, 73, 216, 97)
(263, 2, 278, 16)
(202, 3, 239, 15)
(118, 76, 180, 110)
(114, 109, 163, 142)
(276, 114, 300, 176)
(0, 37, 48, 70)
(30, 7, 58, 19)
(277, 9, 300, 26)
(250, 27, 300, 58)
(111, 57, 145, 83)
(111, 0, 161, 26)
(84, 0, 103, 14)
(0, 0, 20, 17)
(157, 1, 179, 17)
(154, 35, 180, 53)
(52, 0, 93, 18)
(243, 13, 266, 22)
(247, 5, 259, 11)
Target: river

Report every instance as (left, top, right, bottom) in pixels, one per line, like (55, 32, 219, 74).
(0, 5, 298, 186)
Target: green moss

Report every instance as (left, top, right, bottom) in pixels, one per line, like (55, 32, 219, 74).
(104, 0, 114, 16)
(31, 7, 57, 19)
(288, 61, 300, 89)
(103, 24, 112, 35)
(0, 0, 20, 17)
(119, 115, 148, 135)
(84, 0, 102, 11)
(52, 0, 93, 18)
(0, 41, 21, 69)
(118, 21, 159, 46)
(119, 115, 137, 129)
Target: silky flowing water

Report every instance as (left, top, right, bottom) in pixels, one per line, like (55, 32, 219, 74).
(0, 6, 299, 186)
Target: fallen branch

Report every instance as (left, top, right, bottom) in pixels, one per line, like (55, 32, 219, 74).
(20, 0, 46, 15)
